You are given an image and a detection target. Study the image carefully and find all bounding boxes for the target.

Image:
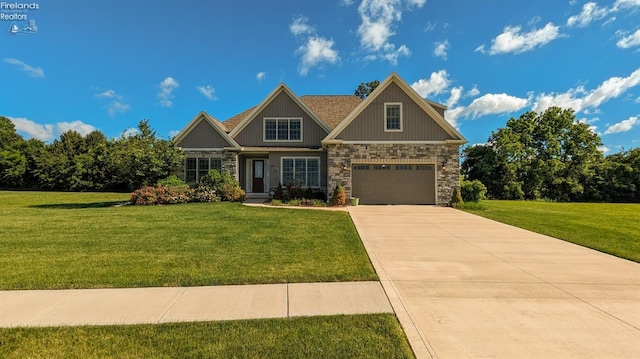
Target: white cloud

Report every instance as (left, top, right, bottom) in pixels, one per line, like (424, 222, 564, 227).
(290, 16, 340, 76)
(121, 128, 140, 137)
(95, 90, 117, 98)
(567, 2, 610, 27)
(356, 0, 421, 63)
(434, 40, 449, 60)
(598, 145, 611, 154)
(474, 44, 486, 53)
(446, 86, 463, 107)
(290, 16, 314, 36)
(256, 71, 266, 82)
(462, 93, 529, 119)
(444, 106, 465, 128)
(9, 117, 54, 140)
(9, 117, 97, 141)
(617, 29, 640, 48)
(169, 130, 180, 138)
(604, 116, 638, 134)
(410, 70, 450, 98)
(197, 85, 217, 101)
(158, 77, 179, 107)
(107, 101, 131, 117)
(612, 0, 640, 11)
(3, 58, 45, 78)
(467, 86, 480, 97)
(56, 121, 97, 136)
(533, 67, 640, 112)
(487, 22, 561, 55)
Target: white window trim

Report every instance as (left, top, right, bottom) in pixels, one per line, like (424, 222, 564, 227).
(384, 102, 403, 132)
(280, 156, 321, 188)
(263, 117, 304, 142)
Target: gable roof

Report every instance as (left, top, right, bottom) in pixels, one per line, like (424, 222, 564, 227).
(228, 83, 332, 138)
(299, 95, 362, 130)
(324, 72, 467, 144)
(222, 106, 255, 132)
(173, 111, 240, 149)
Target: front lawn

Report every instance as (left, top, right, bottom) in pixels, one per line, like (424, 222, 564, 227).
(0, 191, 377, 290)
(0, 314, 415, 358)
(462, 201, 640, 262)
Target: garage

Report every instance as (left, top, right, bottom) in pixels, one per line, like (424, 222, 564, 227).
(351, 164, 436, 205)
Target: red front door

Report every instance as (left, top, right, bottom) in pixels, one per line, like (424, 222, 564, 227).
(252, 160, 264, 193)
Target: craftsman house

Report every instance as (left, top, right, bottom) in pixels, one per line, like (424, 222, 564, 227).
(173, 72, 467, 205)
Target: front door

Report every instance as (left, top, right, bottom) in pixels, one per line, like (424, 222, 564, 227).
(252, 160, 264, 193)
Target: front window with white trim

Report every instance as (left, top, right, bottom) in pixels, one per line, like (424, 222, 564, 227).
(264, 118, 302, 141)
(281, 157, 320, 187)
(385, 103, 402, 132)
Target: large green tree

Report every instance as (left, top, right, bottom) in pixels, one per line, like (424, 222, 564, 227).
(0, 116, 28, 187)
(462, 107, 603, 201)
(111, 120, 184, 191)
(354, 80, 380, 99)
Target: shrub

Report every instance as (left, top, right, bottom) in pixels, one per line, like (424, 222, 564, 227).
(312, 199, 327, 207)
(191, 184, 220, 203)
(221, 183, 245, 202)
(199, 170, 223, 190)
(273, 183, 284, 200)
(157, 175, 187, 188)
(131, 184, 192, 205)
(287, 198, 300, 206)
(330, 184, 346, 206)
(449, 186, 464, 208)
(286, 182, 306, 200)
(270, 199, 283, 206)
(461, 179, 487, 202)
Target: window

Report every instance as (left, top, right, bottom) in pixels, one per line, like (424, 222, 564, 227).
(353, 165, 370, 170)
(264, 118, 302, 141)
(374, 164, 390, 170)
(185, 157, 222, 183)
(385, 103, 402, 132)
(396, 165, 412, 170)
(416, 165, 434, 171)
(281, 157, 320, 188)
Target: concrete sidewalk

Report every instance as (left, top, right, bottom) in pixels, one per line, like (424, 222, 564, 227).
(0, 281, 391, 328)
(349, 205, 640, 359)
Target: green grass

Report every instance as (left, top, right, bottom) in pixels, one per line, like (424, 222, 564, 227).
(0, 191, 377, 290)
(0, 314, 415, 358)
(461, 200, 640, 262)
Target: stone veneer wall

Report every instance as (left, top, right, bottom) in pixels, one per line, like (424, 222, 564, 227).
(327, 143, 460, 205)
(176, 150, 239, 180)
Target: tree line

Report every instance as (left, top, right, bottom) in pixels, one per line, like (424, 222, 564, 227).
(0, 117, 183, 192)
(462, 107, 639, 202)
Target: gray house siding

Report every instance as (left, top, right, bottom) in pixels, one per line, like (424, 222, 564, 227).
(337, 82, 453, 141)
(178, 120, 232, 148)
(232, 91, 328, 147)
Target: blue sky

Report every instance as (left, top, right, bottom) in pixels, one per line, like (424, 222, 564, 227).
(1, 0, 639, 154)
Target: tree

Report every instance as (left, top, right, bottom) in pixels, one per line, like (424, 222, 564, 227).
(0, 116, 27, 187)
(111, 120, 184, 190)
(354, 80, 380, 99)
(462, 107, 603, 201)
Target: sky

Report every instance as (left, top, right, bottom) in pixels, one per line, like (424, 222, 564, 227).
(1, 0, 639, 154)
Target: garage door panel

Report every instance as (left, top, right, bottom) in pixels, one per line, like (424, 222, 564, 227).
(352, 164, 435, 205)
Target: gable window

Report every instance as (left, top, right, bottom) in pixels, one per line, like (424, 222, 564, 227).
(281, 157, 320, 188)
(385, 103, 402, 132)
(185, 157, 222, 183)
(264, 118, 302, 141)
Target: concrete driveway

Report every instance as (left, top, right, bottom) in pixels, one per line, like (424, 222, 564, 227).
(349, 206, 640, 359)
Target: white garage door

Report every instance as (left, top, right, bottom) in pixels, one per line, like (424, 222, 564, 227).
(352, 164, 436, 205)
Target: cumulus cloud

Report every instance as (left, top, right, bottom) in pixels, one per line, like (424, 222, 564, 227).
(9, 117, 97, 141)
(446, 86, 463, 108)
(158, 77, 179, 107)
(598, 145, 611, 154)
(533, 67, 640, 113)
(121, 128, 140, 137)
(566, 2, 610, 27)
(256, 71, 266, 82)
(434, 40, 449, 60)
(94, 89, 130, 117)
(461, 93, 530, 119)
(617, 29, 640, 48)
(290, 16, 339, 76)
(410, 70, 451, 98)
(3, 58, 45, 78)
(485, 23, 561, 55)
(197, 85, 217, 101)
(467, 86, 480, 97)
(356, 0, 422, 64)
(604, 116, 638, 134)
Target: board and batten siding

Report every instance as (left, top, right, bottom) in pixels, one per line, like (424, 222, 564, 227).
(232, 91, 328, 147)
(178, 120, 232, 148)
(337, 82, 453, 141)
